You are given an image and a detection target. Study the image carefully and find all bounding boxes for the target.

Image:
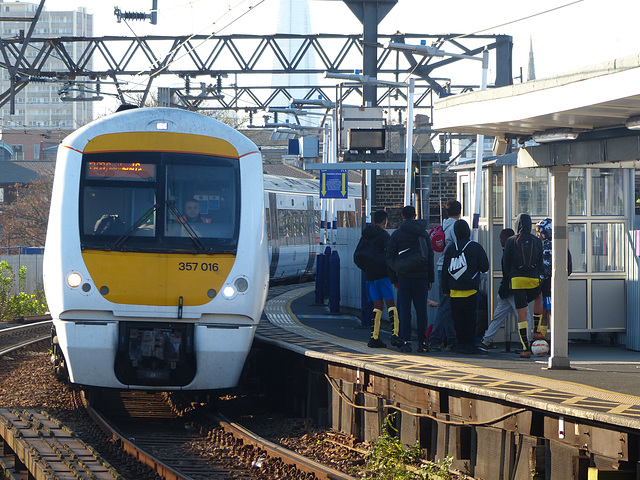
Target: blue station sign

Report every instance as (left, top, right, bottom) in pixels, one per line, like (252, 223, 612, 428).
(320, 170, 348, 199)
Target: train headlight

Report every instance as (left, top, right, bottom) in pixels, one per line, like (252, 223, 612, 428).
(67, 272, 82, 288)
(234, 277, 248, 293)
(222, 285, 236, 298)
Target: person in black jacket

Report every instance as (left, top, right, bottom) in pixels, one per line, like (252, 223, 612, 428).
(503, 213, 544, 358)
(386, 205, 435, 353)
(442, 219, 489, 354)
(353, 210, 398, 348)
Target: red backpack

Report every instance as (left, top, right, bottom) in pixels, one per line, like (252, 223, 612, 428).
(429, 225, 446, 253)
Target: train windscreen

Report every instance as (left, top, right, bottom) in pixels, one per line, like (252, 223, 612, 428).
(79, 152, 240, 253)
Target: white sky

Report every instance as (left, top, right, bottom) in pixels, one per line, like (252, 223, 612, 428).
(38, 0, 640, 76)
(34, 0, 640, 115)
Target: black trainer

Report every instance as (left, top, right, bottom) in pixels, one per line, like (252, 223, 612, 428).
(390, 335, 402, 347)
(417, 341, 431, 353)
(368, 337, 386, 348)
(399, 342, 412, 353)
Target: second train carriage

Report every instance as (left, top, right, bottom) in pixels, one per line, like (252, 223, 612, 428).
(263, 174, 361, 280)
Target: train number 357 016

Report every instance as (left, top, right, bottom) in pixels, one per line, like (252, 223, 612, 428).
(178, 262, 219, 272)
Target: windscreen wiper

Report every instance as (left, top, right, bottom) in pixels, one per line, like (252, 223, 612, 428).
(111, 203, 159, 250)
(165, 200, 206, 252)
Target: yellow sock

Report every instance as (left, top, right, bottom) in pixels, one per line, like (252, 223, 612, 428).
(372, 309, 382, 339)
(518, 321, 529, 350)
(388, 307, 399, 336)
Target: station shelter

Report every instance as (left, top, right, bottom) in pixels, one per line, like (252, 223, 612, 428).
(434, 54, 640, 367)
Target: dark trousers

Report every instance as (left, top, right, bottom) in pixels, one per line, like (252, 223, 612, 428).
(397, 276, 429, 343)
(450, 293, 478, 350)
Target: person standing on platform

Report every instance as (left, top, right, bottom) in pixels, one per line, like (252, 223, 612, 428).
(441, 219, 489, 354)
(478, 228, 532, 351)
(429, 199, 460, 352)
(533, 217, 572, 341)
(503, 213, 544, 358)
(386, 205, 435, 353)
(353, 209, 398, 348)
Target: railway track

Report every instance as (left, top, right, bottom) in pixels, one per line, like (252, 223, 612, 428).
(0, 323, 356, 479)
(0, 319, 51, 355)
(88, 390, 356, 480)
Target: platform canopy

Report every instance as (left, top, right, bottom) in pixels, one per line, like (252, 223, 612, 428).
(433, 53, 640, 168)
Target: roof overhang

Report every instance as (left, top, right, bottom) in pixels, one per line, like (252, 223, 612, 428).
(433, 54, 640, 168)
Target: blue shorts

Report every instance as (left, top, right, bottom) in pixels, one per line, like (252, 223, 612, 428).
(543, 296, 551, 311)
(366, 277, 395, 302)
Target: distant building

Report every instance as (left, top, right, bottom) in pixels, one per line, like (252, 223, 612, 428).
(0, 1, 93, 130)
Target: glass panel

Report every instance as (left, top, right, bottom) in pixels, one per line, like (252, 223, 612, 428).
(568, 168, 586, 216)
(515, 168, 548, 216)
(591, 169, 624, 216)
(492, 171, 503, 219)
(462, 181, 469, 217)
(337, 210, 356, 227)
(278, 209, 291, 246)
(591, 223, 625, 272)
(165, 163, 237, 240)
(83, 186, 155, 237)
(568, 223, 586, 273)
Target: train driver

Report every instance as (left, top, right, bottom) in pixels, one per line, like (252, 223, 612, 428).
(182, 199, 212, 224)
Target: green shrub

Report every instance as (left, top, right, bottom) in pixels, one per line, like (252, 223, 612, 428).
(0, 262, 48, 321)
(354, 413, 453, 480)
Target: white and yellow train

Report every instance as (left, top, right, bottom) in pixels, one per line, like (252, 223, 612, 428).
(44, 107, 361, 391)
(44, 107, 269, 390)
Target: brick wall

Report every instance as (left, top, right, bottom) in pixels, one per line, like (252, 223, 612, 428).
(372, 169, 458, 229)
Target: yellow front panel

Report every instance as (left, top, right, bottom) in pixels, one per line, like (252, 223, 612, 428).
(83, 132, 239, 158)
(82, 251, 235, 306)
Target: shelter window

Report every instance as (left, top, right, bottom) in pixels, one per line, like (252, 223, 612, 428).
(591, 223, 625, 272)
(568, 169, 586, 216)
(568, 223, 586, 273)
(591, 169, 624, 216)
(492, 171, 504, 219)
(515, 168, 548, 216)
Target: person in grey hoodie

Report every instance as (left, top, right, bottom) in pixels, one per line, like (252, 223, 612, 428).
(386, 205, 435, 353)
(441, 219, 489, 354)
(429, 199, 460, 351)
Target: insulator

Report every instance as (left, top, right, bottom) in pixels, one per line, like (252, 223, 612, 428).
(184, 77, 191, 95)
(119, 11, 149, 21)
(216, 76, 222, 94)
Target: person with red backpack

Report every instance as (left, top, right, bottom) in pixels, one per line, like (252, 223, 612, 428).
(503, 213, 544, 358)
(428, 199, 460, 352)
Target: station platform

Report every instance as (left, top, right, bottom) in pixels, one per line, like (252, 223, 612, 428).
(258, 283, 640, 428)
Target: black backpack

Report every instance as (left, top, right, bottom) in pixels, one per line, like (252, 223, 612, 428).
(354, 238, 376, 271)
(515, 233, 539, 272)
(447, 240, 476, 282)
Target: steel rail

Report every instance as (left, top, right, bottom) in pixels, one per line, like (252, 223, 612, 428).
(210, 412, 357, 480)
(82, 394, 191, 480)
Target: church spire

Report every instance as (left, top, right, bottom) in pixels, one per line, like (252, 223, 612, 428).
(527, 36, 536, 81)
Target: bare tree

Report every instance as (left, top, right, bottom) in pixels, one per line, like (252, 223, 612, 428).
(1, 172, 53, 249)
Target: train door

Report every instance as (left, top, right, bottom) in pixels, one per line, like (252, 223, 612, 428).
(303, 195, 318, 275)
(267, 192, 279, 278)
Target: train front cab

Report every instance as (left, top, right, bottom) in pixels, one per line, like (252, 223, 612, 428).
(46, 119, 267, 390)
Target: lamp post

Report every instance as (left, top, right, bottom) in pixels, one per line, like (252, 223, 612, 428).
(323, 72, 410, 217)
(385, 42, 489, 240)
